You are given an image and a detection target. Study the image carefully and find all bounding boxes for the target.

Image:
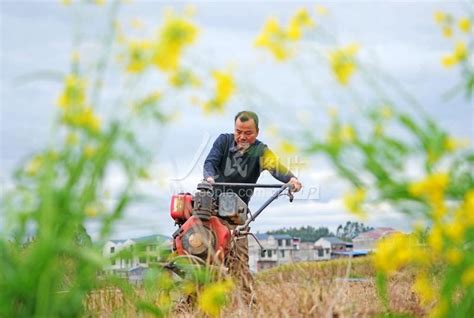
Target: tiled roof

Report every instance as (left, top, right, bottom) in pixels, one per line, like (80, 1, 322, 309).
(353, 227, 398, 241)
(320, 236, 346, 244)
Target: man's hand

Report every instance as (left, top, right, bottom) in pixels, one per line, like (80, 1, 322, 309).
(206, 177, 215, 184)
(289, 177, 302, 192)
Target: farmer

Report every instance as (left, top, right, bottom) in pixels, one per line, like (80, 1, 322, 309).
(203, 110, 302, 303)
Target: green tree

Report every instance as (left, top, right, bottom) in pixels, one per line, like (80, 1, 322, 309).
(268, 225, 334, 242)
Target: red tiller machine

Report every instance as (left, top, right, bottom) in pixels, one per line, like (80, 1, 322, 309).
(169, 181, 294, 266)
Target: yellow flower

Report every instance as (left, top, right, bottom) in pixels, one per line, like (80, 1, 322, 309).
(428, 226, 444, 253)
(85, 203, 99, 217)
(442, 26, 453, 38)
(157, 272, 175, 291)
(25, 155, 43, 176)
(445, 218, 465, 243)
(287, 8, 315, 40)
(374, 123, 384, 136)
(152, 14, 198, 72)
(63, 106, 101, 132)
(409, 173, 449, 219)
(278, 140, 297, 155)
(94, 0, 105, 5)
(168, 69, 201, 88)
(57, 74, 87, 108)
(460, 190, 474, 226)
(444, 136, 469, 151)
(287, 21, 303, 40)
(61, 0, 72, 5)
(445, 248, 462, 265)
(433, 11, 446, 24)
(214, 70, 235, 103)
(413, 273, 436, 304)
(202, 70, 235, 113)
(78, 107, 101, 132)
(66, 132, 79, 146)
(441, 54, 456, 68)
(430, 299, 448, 318)
(441, 41, 469, 68)
(255, 17, 292, 60)
(125, 39, 152, 73)
(328, 43, 359, 85)
(374, 233, 416, 273)
(461, 267, 474, 287)
(155, 293, 171, 309)
(340, 124, 356, 142)
(453, 41, 468, 61)
(380, 105, 393, 119)
(343, 188, 366, 218)
(83, 145, 96, 158)
(315, 5, 328, 16)
(198, 280, 234, 317)
(458, 17, 471, 33)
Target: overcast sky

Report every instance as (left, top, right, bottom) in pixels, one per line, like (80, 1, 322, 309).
(1, 1, 472, 240)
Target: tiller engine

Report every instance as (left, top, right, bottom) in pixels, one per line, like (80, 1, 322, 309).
(170, 181, 294, 265)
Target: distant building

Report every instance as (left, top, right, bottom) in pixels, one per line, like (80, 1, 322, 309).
(314, 237, 348, 259)
(294, 242, 317, 262)
(102, 234, 171, 272)
(353, 227, 399, 251)
(248, 233, 300, 272)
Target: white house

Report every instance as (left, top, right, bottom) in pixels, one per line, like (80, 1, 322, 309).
(248, 233, 300, 272)
(313, 237, 347, 260)
(102, 234, 171, 271)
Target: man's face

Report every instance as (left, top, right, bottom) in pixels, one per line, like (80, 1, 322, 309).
(234, 118, 259, 151)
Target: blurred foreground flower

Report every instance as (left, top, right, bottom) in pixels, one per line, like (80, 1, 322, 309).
(435, 10, 473, 99)
(343, 188, 366, 218)
(328, 43, 359, 85)
(255, 8, 315, 61)
(458, 17, 472, 33)
(152, 11, 199, 72)
(62, 106, 101, 133)
(277, 140, 298, 155)
(409, 173, 449, 219)
(441, 41, 468, 68)
(125, 40, 153, 73)
(121, 10, 199, 74)
(198, 279, 234, 317)
(287, 8, 315, 40)
(202, 70, 235, 113)
(169, 68, 201, 88)
(57, 74, 87, 108)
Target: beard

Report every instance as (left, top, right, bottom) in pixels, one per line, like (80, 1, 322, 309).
(237, 141, 250, 151)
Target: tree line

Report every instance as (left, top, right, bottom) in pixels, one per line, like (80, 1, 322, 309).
(267, 222, 374, 242)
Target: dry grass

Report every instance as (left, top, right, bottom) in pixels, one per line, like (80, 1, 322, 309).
(86, 257, 427, 317)
(214, 257, 424, 318)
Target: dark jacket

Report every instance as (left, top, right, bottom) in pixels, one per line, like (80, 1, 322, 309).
(203, 133, 295, 204)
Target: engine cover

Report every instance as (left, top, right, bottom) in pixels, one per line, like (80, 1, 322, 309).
(218, 192, 248, 225)
(173, 215, 231, 263)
